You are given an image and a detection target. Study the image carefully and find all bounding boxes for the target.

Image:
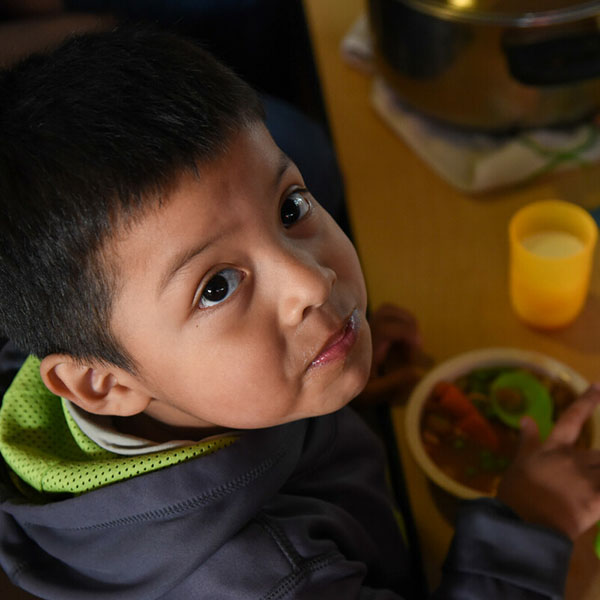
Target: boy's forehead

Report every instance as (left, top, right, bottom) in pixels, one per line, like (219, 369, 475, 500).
(106, 123, 293, 290)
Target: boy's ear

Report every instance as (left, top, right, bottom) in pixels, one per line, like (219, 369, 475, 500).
(39, 354, 152, 417)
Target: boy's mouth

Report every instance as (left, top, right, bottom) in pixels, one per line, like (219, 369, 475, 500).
(309, 309, 360, 369)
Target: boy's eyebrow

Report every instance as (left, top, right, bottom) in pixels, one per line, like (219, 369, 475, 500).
(158, 238, 217, 297)
(158, 150, 294, 296)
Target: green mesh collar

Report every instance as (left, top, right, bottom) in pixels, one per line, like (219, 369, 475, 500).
(0, 356, 238, 496)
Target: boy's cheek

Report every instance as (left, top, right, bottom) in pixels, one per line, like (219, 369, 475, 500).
(331, 232, 368, 299)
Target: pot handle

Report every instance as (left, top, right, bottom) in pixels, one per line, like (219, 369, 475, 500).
(504, 32, 600, 86)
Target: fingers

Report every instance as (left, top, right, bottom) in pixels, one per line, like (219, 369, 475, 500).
(371, 338, 392, 371)
(370, 304, 420, 368)
(373, 303, 416, 322)
(371, 304, 420, 344)
(549, 384, 600, 447)
(581, 448, 600, 469)
(358, 365, 426, 405)
(516, 415, 541, 458)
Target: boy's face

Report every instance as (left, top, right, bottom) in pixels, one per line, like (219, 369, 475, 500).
(108, 123, 371, 431)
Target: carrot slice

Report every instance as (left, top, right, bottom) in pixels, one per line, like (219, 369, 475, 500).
(437, 383, 476, 419)
(432, 381, 499, 450)
(457, 412, 499, 451)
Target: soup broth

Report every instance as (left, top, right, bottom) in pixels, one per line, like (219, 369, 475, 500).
(420, 366, 588, 495)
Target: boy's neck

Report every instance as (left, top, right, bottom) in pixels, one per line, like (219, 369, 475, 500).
(113, 412, 227, 443)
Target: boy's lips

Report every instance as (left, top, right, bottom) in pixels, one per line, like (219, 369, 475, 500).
(309, 309, 360, 369)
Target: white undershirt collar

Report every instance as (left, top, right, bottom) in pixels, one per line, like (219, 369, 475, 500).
(65, 400, 202, 455)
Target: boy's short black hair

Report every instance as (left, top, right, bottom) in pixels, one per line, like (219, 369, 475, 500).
(0, 27, 264, 371)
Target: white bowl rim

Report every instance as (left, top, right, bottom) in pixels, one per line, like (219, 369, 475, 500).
(405, 346, 592, 500)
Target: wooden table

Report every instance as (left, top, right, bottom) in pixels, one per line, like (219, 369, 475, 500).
(303, 1, 600, 597)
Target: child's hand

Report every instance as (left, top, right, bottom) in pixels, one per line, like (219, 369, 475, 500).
(356, 304, 427, 405)
(496, 384, 600, 540)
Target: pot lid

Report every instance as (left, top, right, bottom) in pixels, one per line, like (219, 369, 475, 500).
(402, 0, 600, 25)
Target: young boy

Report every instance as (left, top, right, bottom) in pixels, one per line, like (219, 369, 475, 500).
(0, 27, 599, 600)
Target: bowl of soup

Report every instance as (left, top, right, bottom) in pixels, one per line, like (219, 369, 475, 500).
(405, 347, 598, 499)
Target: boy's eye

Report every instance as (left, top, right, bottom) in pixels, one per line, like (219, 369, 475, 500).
(198, 268, 243, 308)
(280, 189, 311, 228)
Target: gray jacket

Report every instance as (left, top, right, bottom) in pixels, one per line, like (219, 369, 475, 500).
(0, 403, 572, 599)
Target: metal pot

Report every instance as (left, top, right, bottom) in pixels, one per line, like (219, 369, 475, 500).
(367, 0, 600, 131)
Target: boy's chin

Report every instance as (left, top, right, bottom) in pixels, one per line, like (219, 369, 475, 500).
(328, 366, 373, 413)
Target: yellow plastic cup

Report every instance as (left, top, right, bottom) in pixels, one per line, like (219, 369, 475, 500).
(509, 200, 598, 329)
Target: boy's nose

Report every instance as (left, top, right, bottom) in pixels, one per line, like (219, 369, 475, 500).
(276, 249, 336, 327)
